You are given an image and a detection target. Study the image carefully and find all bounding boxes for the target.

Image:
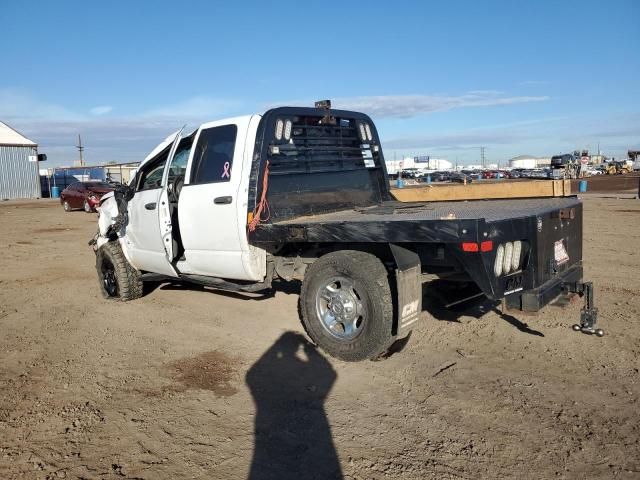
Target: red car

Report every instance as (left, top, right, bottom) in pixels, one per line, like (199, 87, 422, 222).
(60, 181, 114, 213)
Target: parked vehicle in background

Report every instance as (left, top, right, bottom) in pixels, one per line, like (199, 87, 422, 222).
(604, 161, 632, 175)
(450, 172, 473, 183)
(551, 153, 579, 179)
(418, 171, 451, 182)
(629, 150, 640, 171)
(460, 169, 481, 180)
(582, 166, 602, 176)
(61, 181, 114, 212)
(399, 168, 421, 179)
(435, 171, 452, 182)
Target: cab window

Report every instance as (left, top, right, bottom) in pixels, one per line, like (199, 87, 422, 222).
(137, 148, 169, 191)
(167, 137, 193, 187)
(190, 125, 237, 184)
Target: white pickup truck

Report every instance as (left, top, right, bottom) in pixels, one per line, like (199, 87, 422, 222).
(93, 102, 602, 362)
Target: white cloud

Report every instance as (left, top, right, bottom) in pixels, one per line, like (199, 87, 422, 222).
(0, 89, 244, 164)
(329, 92, 549, 119)
(0, 88, 79, 121)
(90, 105, 113, 115)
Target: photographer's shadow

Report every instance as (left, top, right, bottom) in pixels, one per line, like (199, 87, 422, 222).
(246, 332, 342, 480)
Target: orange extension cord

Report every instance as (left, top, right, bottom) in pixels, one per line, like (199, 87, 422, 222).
(247, 160, 271, 232)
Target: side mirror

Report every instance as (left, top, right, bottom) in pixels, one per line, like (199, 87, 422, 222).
(37, 153, 47, 162)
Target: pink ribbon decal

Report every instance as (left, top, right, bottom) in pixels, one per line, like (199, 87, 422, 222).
(221, 161, 231, 179)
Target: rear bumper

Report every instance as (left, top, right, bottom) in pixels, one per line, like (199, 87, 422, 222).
(506, 263, 583, 312)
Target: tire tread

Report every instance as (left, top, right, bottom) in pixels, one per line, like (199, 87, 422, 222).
(96, 241, 143, 301)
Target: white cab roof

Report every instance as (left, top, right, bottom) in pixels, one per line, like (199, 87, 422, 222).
(139, 114, 257, 168)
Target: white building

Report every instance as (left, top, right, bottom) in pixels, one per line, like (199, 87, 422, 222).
(385, 156, 454, 174)
(509, 155, 538, 169)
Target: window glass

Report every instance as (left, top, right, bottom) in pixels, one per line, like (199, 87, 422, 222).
(137, 148, 169, 191)
(167, 137, 192, 186)
(190, 125, 237, 184)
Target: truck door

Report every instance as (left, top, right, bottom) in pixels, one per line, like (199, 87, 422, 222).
(177, 116, 256, 280)
(122, 134, 181, 277)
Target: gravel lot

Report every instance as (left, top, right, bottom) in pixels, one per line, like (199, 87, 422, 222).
(1, 193, 638, 479)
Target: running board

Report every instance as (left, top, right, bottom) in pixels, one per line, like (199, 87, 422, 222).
(140, 263, 274, 294)
(179, 273, 272, 293)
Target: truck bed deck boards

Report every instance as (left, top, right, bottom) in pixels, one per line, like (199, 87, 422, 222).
(275, 197, 581, 224)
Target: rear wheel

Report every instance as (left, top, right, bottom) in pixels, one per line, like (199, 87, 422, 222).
(96, 241, 143, 301)
(300, 250, 394, 362)
(84, 199, 93, 213)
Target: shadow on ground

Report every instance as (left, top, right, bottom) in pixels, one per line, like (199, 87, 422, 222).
(245, 332, 342, 480)
(422, 279, 544, 337)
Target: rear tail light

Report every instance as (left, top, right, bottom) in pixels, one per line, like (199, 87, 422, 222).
(462, 242, 479, 252)
(461, 240, 493, 252)
(494, 244, 505, 276)
(480, 240, 493, 252)
(493, 241, 525, 277)
(511, 241, 522, 271)
(502, 242, 513, 275)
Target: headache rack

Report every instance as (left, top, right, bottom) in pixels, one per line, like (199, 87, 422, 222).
(268, 115, 378, 175)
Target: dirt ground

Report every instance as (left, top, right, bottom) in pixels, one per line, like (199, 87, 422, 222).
(0, 193, 639, 480)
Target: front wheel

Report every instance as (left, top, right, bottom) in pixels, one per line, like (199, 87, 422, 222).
(96, 241, 143, 301)
(63, 200, 71, 212)
(299, 250, 394, 362)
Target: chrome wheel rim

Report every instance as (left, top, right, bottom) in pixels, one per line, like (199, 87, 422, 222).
(84, 200, 91, 212)
(315, 276, 366, 341)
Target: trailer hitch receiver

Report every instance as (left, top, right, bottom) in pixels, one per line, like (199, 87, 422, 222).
(566, 281, 603, 337)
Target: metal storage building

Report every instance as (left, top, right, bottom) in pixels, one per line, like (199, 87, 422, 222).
(0, 121, 42, 199)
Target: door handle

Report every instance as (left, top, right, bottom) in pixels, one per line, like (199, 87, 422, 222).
(214, 196, 233, 205)
(145, 202, 157, 210)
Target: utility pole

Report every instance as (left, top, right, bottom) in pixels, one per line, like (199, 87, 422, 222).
(76, 134, 85, 167)
(480, 146, 486, 168)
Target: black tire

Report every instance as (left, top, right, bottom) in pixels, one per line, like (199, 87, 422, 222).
(96, 241, 143, 301)
(63, 200, 72, 212)
(299, 250, 393, 362)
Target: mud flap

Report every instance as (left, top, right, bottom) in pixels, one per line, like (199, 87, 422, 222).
(389, 244, 422, 337)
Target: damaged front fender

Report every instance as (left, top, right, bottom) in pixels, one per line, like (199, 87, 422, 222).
(92, 185, 134, 251)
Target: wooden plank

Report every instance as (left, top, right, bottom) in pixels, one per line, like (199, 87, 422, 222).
(391, 179, 571, 202)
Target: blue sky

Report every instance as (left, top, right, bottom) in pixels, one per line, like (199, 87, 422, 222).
(1, 0, 638, 166)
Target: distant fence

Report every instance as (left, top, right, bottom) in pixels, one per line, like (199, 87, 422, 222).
(39, 164, 140, 198)
(40, 167, 106, 198)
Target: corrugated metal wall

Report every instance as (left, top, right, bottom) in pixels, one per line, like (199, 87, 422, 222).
(0, 145, 42, 199)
